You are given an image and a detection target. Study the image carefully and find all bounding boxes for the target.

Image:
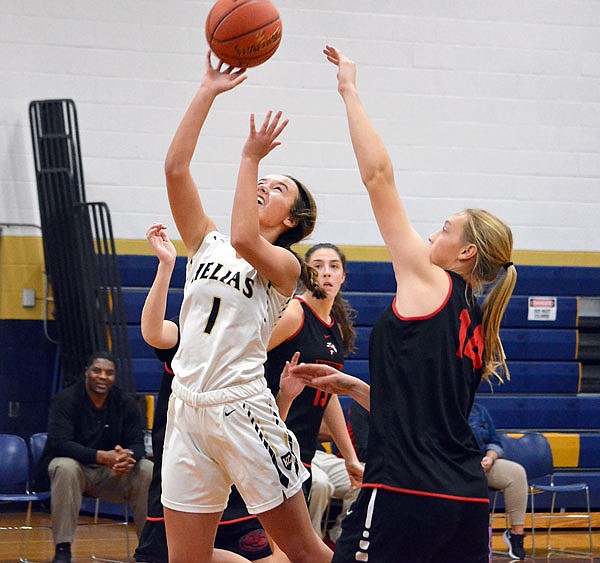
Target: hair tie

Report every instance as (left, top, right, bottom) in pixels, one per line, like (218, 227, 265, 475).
(503, 261, 513, 270)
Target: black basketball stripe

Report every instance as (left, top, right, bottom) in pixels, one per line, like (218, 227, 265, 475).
(212, 18, 280, 44)
(267, 400, 302, 477)
(242, 400, 290, 488)
(208, 0, 280, 43)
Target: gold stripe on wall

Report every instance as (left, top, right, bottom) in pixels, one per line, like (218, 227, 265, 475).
(0, 236, 49, 321)
(115, 239, 600, 266)
(2, 235, 600, 320)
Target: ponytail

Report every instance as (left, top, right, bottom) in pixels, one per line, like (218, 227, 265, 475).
(463, 209, 517, 383)
(331, 293, 357, 356)
(481, 264, 517, 382)
(291, 248, 326, 299)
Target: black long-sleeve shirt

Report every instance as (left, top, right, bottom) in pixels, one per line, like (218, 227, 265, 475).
(34, 380, 145, 489)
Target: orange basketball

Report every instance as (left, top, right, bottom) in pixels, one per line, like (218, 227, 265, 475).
(205, 0, 282, 68)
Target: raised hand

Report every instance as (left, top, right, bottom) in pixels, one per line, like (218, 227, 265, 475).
(279, 351, 304, 402)
(323, 44, 357, 95)
(201, 50, 248, 95)
(146, 222, 177, 266)
(242, 110, 289, 161)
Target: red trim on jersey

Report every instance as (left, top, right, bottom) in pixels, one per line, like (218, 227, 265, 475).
(302, 461, 312, 469)
(219, 514, 258, 525)
(164, 362, 174, 375)
(392, 272, 453, 321)
(362, 482, 489, 504)
(282, 297, 306, 342)
(295, 296, 335, 328)
(146, 516, 165, 522)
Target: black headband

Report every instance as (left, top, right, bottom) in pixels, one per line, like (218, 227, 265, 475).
(284, 175, 311, 212)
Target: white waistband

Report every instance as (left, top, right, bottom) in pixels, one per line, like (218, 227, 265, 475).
(171, 377, 267, 407)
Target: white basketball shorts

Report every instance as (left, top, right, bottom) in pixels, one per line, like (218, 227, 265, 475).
(161, 377, 309, 514)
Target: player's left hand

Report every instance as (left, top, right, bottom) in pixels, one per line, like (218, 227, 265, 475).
(278, 351, 304, 401)
(146, 222, 177, 266)
(242, 111, 289, 161)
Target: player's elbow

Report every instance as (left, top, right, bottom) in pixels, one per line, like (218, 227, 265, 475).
(141, 324, 163, 349)
(164, 152, 189, 179)
(230, 232, 254, 257)
(361, 161, 394, 191)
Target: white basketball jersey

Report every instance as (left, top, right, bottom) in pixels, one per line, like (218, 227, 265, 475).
(172, 231, 289, 393)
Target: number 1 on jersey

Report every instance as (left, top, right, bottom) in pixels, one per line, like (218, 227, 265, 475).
(204, 297, 222, 334)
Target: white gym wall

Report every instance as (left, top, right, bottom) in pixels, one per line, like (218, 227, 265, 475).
(1, 1, 599, 251)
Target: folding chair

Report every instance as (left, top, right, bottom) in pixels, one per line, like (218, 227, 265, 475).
(499, 432, 593, 557)
(488, 487, 510, 558)
(0, 433, 51, 562)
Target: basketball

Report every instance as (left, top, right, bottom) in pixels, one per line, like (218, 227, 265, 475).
(205, 0, 282, 68)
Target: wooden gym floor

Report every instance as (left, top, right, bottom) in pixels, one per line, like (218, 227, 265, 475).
(1, 509, 599, 562)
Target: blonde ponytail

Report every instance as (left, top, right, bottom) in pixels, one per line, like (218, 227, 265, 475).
(463, 209, 517, 382)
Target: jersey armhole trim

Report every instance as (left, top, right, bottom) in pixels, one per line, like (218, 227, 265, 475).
(392, 271, 453, 321)
(295, 295, 334, 328)
(281, 298, 305, 342)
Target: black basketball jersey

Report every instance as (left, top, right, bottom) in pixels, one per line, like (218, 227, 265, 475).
(265, 297, 345, 465)
(363, 271, 489, 503)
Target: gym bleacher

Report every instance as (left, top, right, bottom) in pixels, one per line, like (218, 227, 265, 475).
(119, 255, 600, 511)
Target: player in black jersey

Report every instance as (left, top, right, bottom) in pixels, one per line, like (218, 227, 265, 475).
(291, 46, 517, 563)
(134, 223, 277, 563)
(265, 243, 363, 525)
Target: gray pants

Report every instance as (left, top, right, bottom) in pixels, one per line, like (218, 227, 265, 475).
(48, 457, 153, 545)
(309, 450, 361, 540)
(487, 458, 528, 527)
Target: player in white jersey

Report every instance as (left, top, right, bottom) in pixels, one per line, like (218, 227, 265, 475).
(161, 52, 332, 563)
(171, 231, 287, 394)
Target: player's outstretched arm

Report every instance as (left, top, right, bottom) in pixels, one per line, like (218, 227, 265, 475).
(165, 52, 246, 257)
(323, 397, 364, 487)
(324, 44, 431, 283)
(290, 362, 370, 412)
(141, 222, 178, 349)
(230, 111, 300, 297)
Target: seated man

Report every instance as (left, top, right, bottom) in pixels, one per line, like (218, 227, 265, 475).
(36, 351, 153, 563)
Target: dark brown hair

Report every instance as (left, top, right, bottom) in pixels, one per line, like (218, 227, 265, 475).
(274, 175, 323, 298)
(305, 243, 357, 355)
(274, 175, 317, 249)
